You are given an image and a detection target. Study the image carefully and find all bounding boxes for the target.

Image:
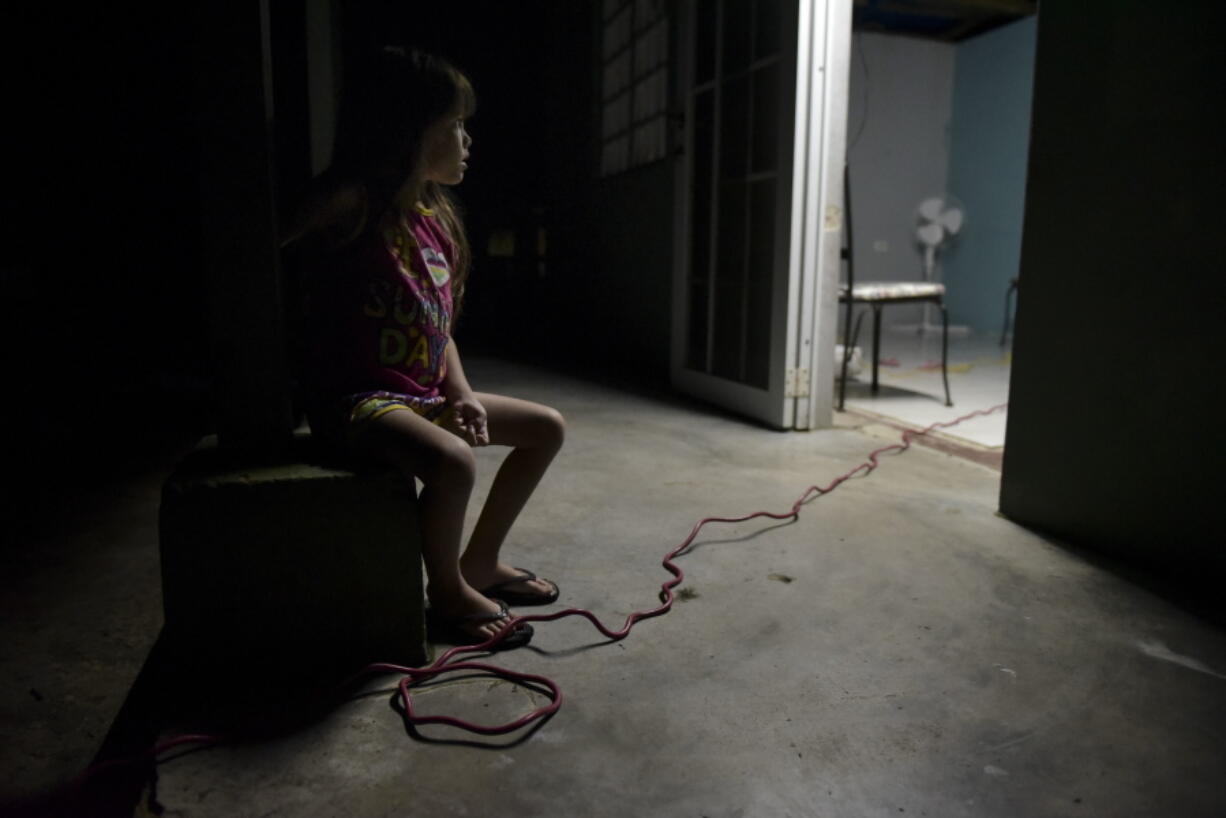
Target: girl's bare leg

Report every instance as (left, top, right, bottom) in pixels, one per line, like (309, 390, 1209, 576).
(452, 393, 565, 596)
(347, 408, 508, 640)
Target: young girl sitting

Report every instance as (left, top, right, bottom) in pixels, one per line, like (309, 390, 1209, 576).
(287, 48, 564, 649)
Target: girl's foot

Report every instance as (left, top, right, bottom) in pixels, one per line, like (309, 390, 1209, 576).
(427, 584, 532, 645)
(463, 562, 559, 606)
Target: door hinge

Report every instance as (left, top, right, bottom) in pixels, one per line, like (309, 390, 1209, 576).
(785, 367, 810, 398)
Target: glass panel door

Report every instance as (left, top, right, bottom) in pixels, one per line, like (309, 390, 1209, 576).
(673, 0, 798, 428)
(672, 0, 851, 429)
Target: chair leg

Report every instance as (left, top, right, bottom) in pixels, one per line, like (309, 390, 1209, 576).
(940, 303, 953, 407)
(838, 304, 852, 411)
(838, 353, 848, 411)
(850, 308, 867, 351)
(1000, 287, 1009, 346)
(840, 307, 868, 410)
(1001, 279, 1017, 347)
(871, 304, 883, 395)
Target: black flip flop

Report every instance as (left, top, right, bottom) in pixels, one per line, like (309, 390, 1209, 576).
(478, 568, 560, 607)
(425, 599, 533, 649)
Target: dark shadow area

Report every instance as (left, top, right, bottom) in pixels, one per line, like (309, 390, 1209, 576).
(4, 631, 395, 818)
(2, 412, 211, 578)
(2, 4, 217, 591)
(999, 517, 1226, 631)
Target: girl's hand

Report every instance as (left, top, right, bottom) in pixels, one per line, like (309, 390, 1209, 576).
(451, 392, 489, 446)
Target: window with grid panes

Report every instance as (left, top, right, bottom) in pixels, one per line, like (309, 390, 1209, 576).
(599, 0, 670, 176)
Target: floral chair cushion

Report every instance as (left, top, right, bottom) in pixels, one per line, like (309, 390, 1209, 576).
(842, 281, 945, 302)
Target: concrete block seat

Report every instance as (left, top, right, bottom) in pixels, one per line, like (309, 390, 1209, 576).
(159, 431, 427, 676)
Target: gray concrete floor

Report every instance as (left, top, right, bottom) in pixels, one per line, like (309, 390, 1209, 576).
(4, 357, 1225, 817)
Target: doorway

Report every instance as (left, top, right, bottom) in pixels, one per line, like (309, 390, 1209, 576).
(836, 16, 1037, 453)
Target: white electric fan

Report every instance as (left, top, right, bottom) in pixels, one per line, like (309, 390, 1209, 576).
(899, 194, 970, 336)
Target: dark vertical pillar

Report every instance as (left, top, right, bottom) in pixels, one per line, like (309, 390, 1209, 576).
(1000, 1, 1225, 584)
(194, 1, 294, 450)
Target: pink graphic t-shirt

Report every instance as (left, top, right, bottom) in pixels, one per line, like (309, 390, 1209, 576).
(306, 204, 455, 416)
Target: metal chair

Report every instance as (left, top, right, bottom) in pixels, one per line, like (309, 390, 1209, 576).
(838, 165, 952, 410)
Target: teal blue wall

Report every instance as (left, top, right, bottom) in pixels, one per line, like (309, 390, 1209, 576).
(943, 16, 1037, 334)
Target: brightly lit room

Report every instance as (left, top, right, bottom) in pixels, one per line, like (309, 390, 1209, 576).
(836, 1, 1037, 464)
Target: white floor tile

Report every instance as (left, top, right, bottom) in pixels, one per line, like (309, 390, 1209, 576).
(838, 327, 1011, 448)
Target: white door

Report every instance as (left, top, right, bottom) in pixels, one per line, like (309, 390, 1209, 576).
(671, 0, 851, 430)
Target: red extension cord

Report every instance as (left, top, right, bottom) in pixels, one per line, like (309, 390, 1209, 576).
(74, 402, 1009, 792)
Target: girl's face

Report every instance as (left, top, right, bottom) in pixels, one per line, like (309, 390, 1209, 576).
(420, 106, 472, 186)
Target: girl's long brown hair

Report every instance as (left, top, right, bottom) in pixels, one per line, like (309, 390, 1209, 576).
(285, 47, 476, 316)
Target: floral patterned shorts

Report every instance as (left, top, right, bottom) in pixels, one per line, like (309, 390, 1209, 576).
(307, 390, 453, 454)
(346, 391, 452, 427)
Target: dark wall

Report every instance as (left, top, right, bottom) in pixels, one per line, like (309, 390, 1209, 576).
(536, 1, 676, 388)
(583, 161, 676, 386)
(336, 1, 675, 388)
(2, 7, 209, 464)
(1000, 1, 1225, 583)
